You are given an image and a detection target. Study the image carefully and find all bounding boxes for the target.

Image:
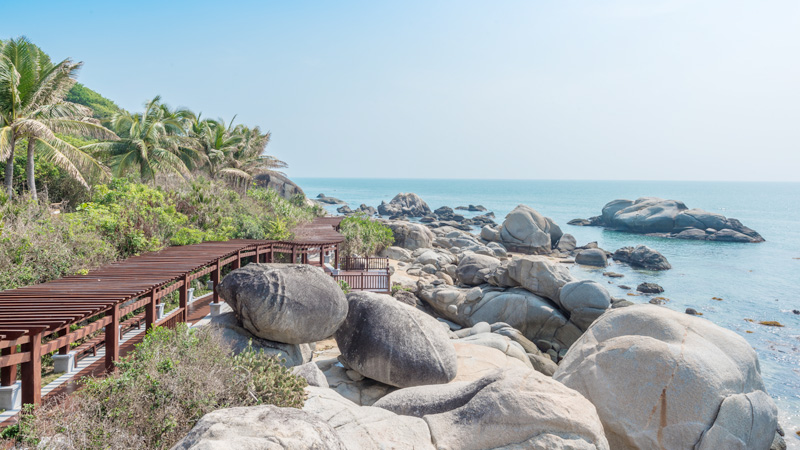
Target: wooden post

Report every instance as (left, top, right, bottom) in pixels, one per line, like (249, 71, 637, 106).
(268, 244, 274, 263)
(212, 259, 221, 304)
(1, 346, 17, 386)
(58, 329, 69, 355)
(292, 247, 297, 264)
(179, 275, 188, 322)
(146, 291, 156, 330)
(320, 247, 325, 266)
(334, 246, 340, 270)
(21, 331, 42, 406)
(233, 251, 241, 270)
(105, 304, 120, 371)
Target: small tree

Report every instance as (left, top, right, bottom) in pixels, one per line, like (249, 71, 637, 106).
(339, 213, 394, 257)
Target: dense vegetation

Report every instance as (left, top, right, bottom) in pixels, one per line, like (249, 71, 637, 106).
(4, 325, 307, 449)
(0, 36, 323, 290)
(339, 213, 394, 256)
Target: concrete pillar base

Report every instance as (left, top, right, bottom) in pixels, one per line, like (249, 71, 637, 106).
(52, 352, 77, 374)
(188, 288, 195, 303)
(206, 280, 214, 290)
(209, 302, 223, 317)
(156, 303, 165, 320)
(0, 381, 21, 411)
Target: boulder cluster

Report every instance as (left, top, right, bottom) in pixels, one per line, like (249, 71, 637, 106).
(570, 197, 765, 243)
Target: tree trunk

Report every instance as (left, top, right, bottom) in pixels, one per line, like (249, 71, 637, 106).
(3, 135, 15, 199)
(26, 138, 37, 200)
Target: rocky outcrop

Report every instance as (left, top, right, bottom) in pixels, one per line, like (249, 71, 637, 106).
(613, 245, 672, 270)
(386, 221, 435, 250)
(575, 248, 608, 267)
(374, 368, 610, 450)
(570, 197, 764, 243)
(554, 305, 777, 450)
(335, 292, 458, 388)
(217, 264, 348, 344)
(378, 193, 432, 217)
(172, 405, 346, 449)
(455, 252, 501, 286)
(337, 204, 378, 216)
(481, 205, 563, 254)
(504, 255, 575, 301)
(291, 362, 329, 388)
(316, 193, 345, 204)
(253, 172, 306, 200)
(558, 280, 611, 331)
(378, 245, 412, 262)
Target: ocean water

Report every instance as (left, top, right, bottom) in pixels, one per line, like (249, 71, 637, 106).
(296, 177, 800, 439)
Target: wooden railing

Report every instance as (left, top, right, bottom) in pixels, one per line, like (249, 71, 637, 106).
(339, 256, 390, 271)
(333, 272, 391, 293)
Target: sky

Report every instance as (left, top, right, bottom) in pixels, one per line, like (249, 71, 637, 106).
(3, 0, 799, 181)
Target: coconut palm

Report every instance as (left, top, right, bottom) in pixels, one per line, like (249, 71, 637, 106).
(0, 37, 114, 199)
(224, 124, 286, 187)
(84, 96, 199, 182)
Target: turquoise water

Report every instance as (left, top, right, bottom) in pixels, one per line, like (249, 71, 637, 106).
(296, 178, 800, 438)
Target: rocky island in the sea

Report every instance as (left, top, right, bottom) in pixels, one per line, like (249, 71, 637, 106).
(569, 197, 765, 243)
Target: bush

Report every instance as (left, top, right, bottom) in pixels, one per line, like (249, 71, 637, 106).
(11, 325, 307, 449)
(339, 213, 394, 257)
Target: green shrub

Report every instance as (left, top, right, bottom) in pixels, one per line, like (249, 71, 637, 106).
(339, 213, 394, 257)
(338, 279, 351, 294)
(13, 325, 306, 449)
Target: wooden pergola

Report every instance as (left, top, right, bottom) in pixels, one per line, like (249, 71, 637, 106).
(0, 217, 346, 407)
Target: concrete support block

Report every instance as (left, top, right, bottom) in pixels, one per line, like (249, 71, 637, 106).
(188, 288, 195, 303)
(209, 302, 223, 317)
(52, 352, 76, 374)
(206, 280, 214, 290)
(156, 303, 165, 320)
(0, 381, 21, 411)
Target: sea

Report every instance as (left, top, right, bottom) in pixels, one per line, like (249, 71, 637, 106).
(296, 177, 800, 441)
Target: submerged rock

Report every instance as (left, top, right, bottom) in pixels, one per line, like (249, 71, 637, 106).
(217, 264, 347, 344)
(637, 282, 664, 294)
(554, 305, 777, 450)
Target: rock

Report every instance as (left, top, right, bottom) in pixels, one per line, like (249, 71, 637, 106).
(316, 193, 346, 204)
(504, 255, 575, 300)
(378, 246, 412, 261)
(387, 221, 435, 250)
(637, 282, 664, 294)
(209, 311, 312, 366)
(415, 249, 457, 268)
(554, 305, 777, 450)
(304, 386, 435, 449)
(613, 245, 672, 270)
(451, 342, 530, 382)
(374, 368, 610, 450)
(484, 205, 563, 254)
(316, 358, 396, 406)
(217, 264, 348, 344)
(558, 280, 611, 331)
(292, 362, 329, 388)
(556, 233, 577, 252)
(603, 272, 624, 278)
(335, 291, 458, 388)
(392, 289, 418, 307)
(575, 249, 608, 267)
(171, 405, 346, 449)
(454, 332, 533, 369)
(575, 197, 764, 243)
(253, 172, 306, 201)
(686, 307, 701, 315)
(377, 193, 432, 217)
(455, 252, 501, 286)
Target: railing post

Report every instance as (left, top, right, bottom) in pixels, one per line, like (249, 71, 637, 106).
(212, 259, 221, 304)
(334, 246, 339, 270)
(105, 304, 120, 371)
(21, 331, 42, 406)
(1, 346, 18, 386)
(179, 274, 189, 323)
(233, 251, 242, 270)
(146, 291, 156, 330)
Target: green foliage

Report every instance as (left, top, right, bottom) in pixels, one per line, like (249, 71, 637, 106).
(338, 279, 351, 294)
(12, 325, 306, 449)
(339, 213, 394, 257)
(66, 82, 122, 120)
(391, 283, 412, 295)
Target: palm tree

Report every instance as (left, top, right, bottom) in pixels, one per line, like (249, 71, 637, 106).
(0, 37, 114, 199)
(189, 117, 242, 179)
(224, 124, 286, 188)
(84, 96, 199, 182)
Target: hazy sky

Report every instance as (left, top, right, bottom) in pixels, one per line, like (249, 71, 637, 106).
(5, 0, 799, 181)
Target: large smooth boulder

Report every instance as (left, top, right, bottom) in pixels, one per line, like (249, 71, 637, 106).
(554, 305, 777, 450)
(485, 205, 563, 254)
(316, 357, 396, 406)
(575, 198, 764, 243)
(558, 280, 611, 331)
(451, 342, 530, 382)
(387, 221, 435, 250)
(504, 255, 575, 301)
(613, 245, 672, 270)
(374, 368, 610, 450)
(210, 311, 312, 367)
(378, 245, 412, 262)
(253, 172, 306, 201)
(171, 405, 346, 449)
(217, 264, 348, 344)
(335, 292, 458, 388)
(575, 249, 608, 267)
(378, 193, 432, 217)
(455, 252, 501, 286)
(304, 386, 435, 449)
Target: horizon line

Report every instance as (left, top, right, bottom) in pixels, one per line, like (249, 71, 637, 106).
(290, 176, 800, 184)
